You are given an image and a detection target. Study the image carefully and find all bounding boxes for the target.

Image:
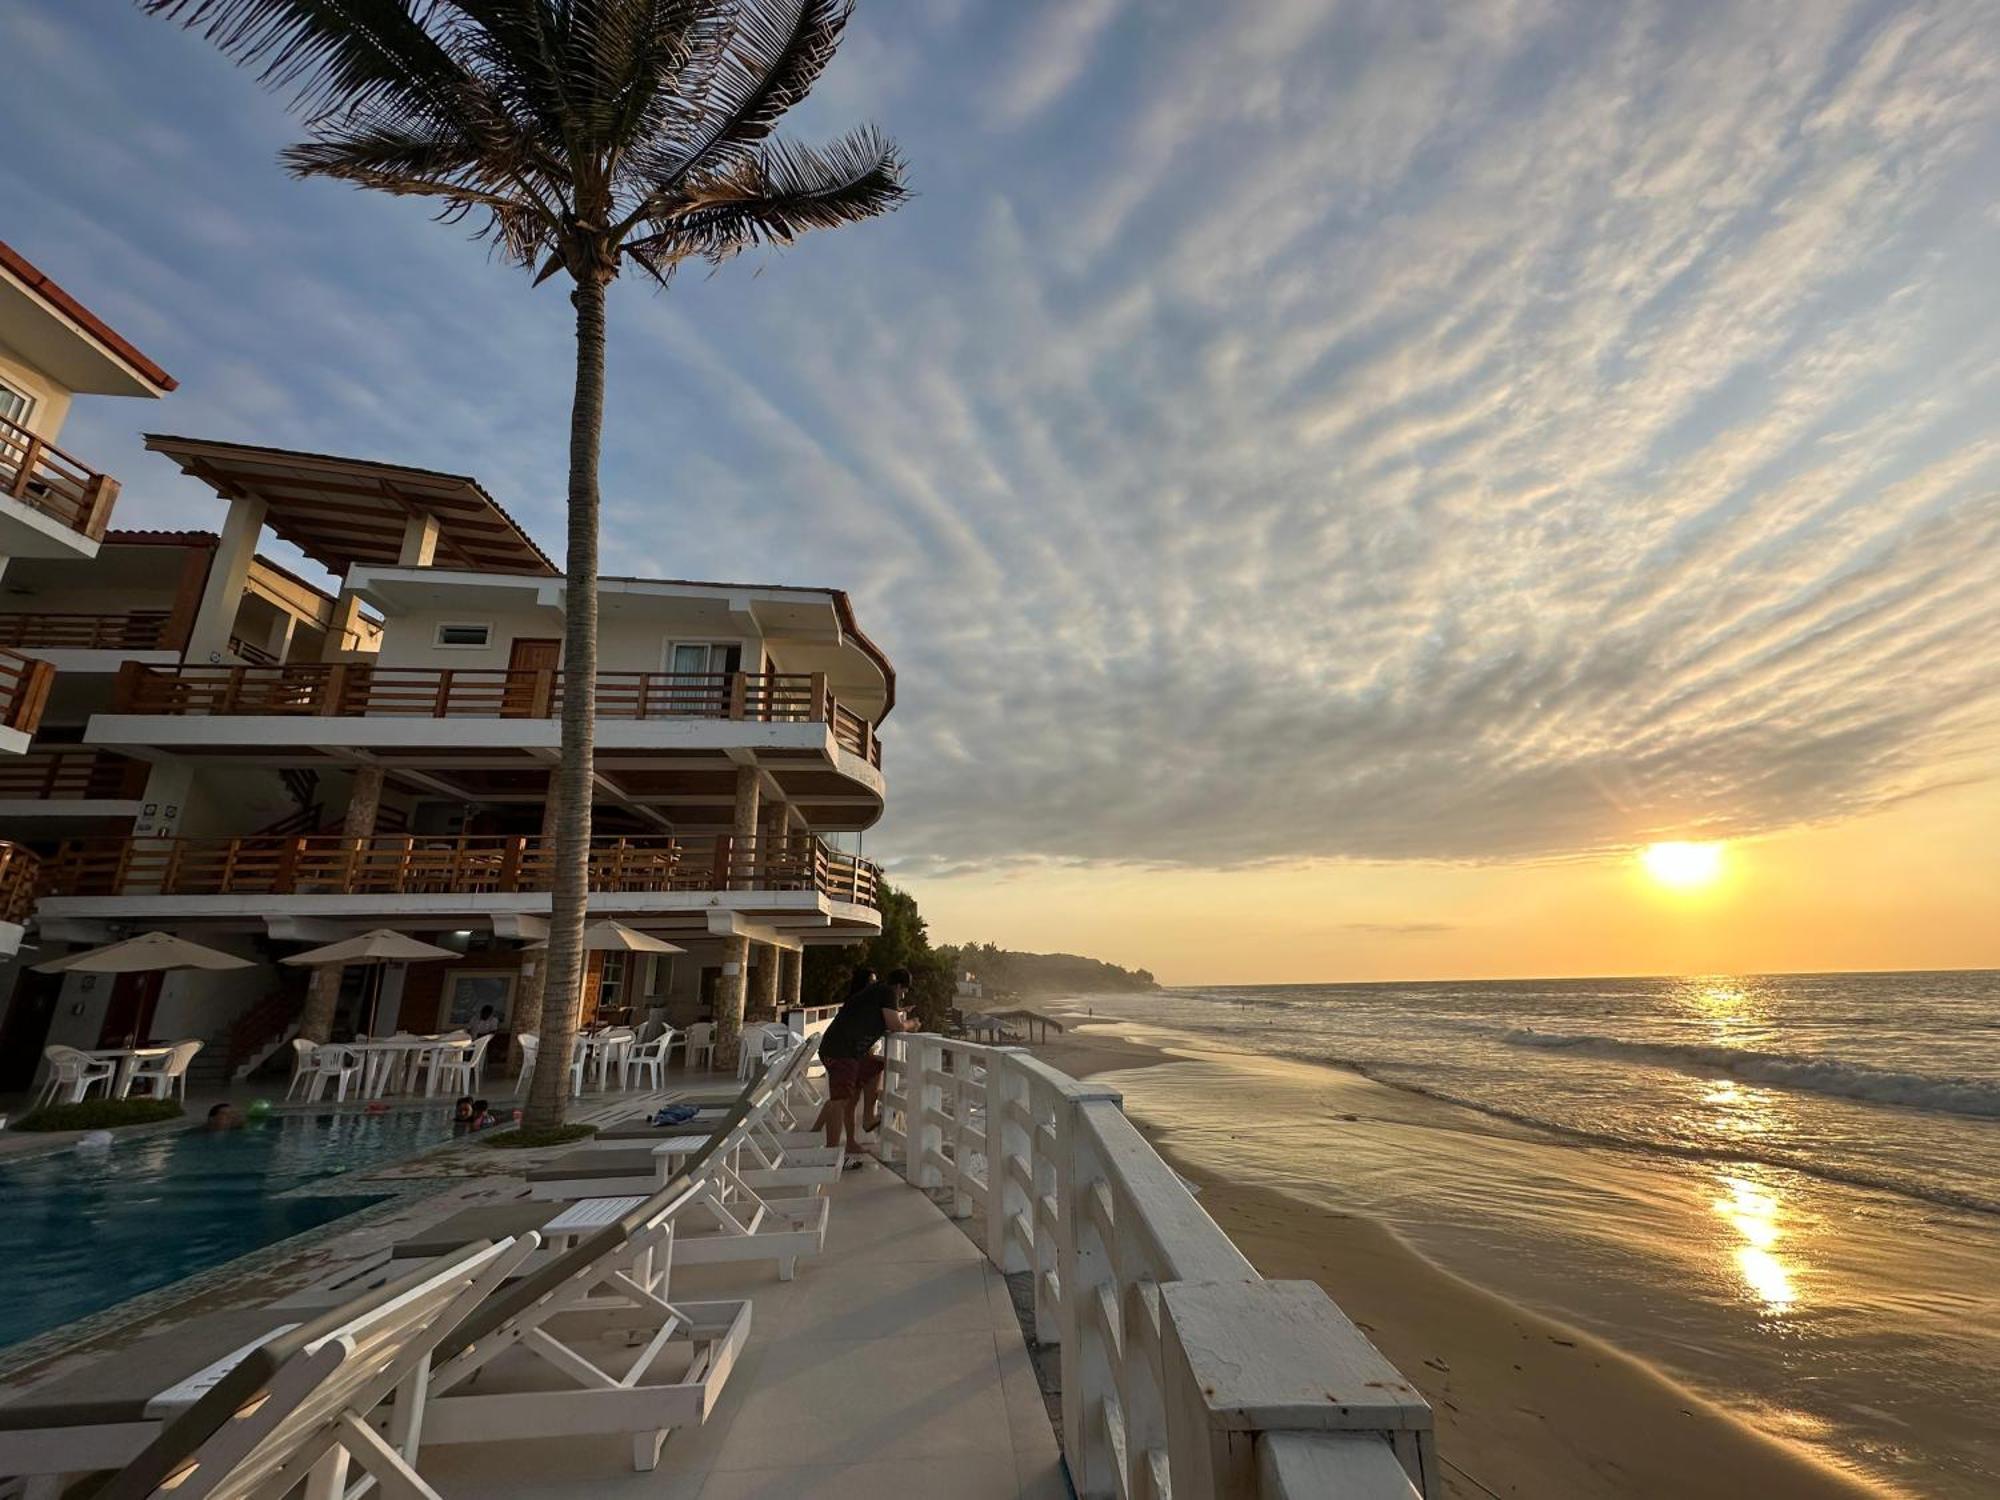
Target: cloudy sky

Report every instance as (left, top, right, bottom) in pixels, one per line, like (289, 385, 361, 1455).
(6, 0, 1998, 981)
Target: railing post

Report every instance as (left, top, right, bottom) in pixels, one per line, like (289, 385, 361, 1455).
(909, 1034, 943, 1190)
(1059, 1094, 1128, 1498)
(983, 1047, 1033, 1272)
(111, 660, 147, 713)
(499, 836, 525, 891)
(1159, 1281, 1435, 1499)
(807, 671, 828, 721)
(82, 474, 119, 540)
(319, 663, 349, 715)
(274, 836, 304, 894)
(726, 671, 747, 720)
(10, 435, 38, 498)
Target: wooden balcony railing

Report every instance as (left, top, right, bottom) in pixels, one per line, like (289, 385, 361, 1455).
(115, 665, 885, 766)
(37, 832, 883, 908)
(0, 842, 40, 924)
(0, 412, 119, 539)
(0, 611, 171, 651)
(0, 747, 149, 800)
(0, 647, 55, 737)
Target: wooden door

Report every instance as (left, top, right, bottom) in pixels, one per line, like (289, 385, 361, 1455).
(504, 638, 561, 717)
(0, 970, 64, 1090)
(97, 971, 164, 1048)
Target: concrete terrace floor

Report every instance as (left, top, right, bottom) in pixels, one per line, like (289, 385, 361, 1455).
(422, 1163, 1067, 1500)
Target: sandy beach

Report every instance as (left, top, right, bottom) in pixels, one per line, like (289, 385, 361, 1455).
(1034, 1025, 1888, 1500)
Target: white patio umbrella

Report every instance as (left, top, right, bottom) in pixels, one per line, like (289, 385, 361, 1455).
(280, 929, 460, 1036)
(523, 921, 686, 954)
(33, 931, 255, 974)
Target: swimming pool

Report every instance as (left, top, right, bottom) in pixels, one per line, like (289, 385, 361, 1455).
(0, 1108, 457, 1351)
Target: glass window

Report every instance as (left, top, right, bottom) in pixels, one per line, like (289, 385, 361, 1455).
(435, 623, 492, 647)
(0, 378, 33, 428)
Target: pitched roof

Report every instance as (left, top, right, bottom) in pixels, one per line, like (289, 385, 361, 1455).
(0, 240, 177, 394)
(145, 435, 558, 578)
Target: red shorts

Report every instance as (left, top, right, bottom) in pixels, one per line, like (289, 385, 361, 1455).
(823, 1053, 884, 1100)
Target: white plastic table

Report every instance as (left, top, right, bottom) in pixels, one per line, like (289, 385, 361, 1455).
(85, 1046, 173, 1100)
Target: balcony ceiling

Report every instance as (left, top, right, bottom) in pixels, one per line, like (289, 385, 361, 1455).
(0, 241, 176, 397)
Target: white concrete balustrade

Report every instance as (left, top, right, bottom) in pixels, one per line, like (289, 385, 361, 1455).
(879, 1034, 1435, 1500)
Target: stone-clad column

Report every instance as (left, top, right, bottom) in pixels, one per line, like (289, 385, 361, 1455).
(748, 940, 778, 1022)
(297, 766, 385, 1043)
(714, 933, 751, 1070)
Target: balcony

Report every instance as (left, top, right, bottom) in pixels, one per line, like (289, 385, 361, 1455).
(0, 412, 119, 541)
(0, 647, 55, 743)
(0, 610, 172, 651)
(0, 841, 38, 927)
(37, 831, 880, 908)
(0, 746, 149, 801)
(113, 664, 883, 766)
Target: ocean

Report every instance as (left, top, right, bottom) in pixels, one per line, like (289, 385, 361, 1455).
(1064, 970, 1999, 1498)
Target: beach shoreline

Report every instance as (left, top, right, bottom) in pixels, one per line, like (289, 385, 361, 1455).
(1033, 1023, 1890, 1500)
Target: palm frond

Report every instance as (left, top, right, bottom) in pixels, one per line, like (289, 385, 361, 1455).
(626, 124, 905, 277)
(633, 0, 852, 192)
(140, 0, 478, 130)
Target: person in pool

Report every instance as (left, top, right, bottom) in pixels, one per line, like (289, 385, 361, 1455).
(205, 1103, 243, 1131)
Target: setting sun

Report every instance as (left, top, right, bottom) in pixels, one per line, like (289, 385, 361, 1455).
(1641, 841, 1726, 889)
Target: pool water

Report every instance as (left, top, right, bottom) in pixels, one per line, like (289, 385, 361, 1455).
(0, 1108, 457, 1350)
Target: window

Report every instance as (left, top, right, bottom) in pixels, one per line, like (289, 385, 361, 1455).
(666, 641, 742, 676)
(444, 971, 516, 1027)
(664, 642, 743, 714)
(0, 377, 33, 429)
(435, 622, 492, 648)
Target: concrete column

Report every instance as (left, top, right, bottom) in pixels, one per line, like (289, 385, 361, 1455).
(324, 588, 368, 658)
(185, 494, 267, 664)
(298, 765, 386, 1044)
(747, 939, 779, 1022)
(780, 947, 803, 1012)
(714, 932, 751, 1069)
(398, 512, 440, 567)
(730, 765, 760, 888)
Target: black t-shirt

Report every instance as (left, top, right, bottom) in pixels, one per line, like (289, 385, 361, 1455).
(820, 981, 900, 1060)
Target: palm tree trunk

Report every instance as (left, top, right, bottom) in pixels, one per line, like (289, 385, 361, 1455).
(522, 276, 606, 1133)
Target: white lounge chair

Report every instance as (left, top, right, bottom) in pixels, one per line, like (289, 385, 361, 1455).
(418, 1176, 755, 1471)
(126, 1040, 202, 1102)
(37, 1045, 114, 1108)
(0, 1237, 533, 1499)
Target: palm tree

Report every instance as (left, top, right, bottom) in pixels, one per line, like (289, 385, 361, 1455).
(146, 0, 907, 1134)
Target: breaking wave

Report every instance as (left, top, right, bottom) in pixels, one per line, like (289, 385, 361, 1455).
(1498, 1030, 2000, 1119)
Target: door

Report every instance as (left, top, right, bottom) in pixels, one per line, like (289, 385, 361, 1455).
(504, 638, 561, 717)
(0, 970, 64, 1091)
(97, 971, 164, 1049)
(665, 642, 742, 715)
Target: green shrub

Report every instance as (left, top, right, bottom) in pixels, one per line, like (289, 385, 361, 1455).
(11, 1098, 185, 1132)
(478, 1123, 599, 1149)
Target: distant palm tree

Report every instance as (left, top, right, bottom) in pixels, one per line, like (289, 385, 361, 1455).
(146, 0, 907, 1133)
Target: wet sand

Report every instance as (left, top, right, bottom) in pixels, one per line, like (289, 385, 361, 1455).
(1036, 1026, 1889, 1500)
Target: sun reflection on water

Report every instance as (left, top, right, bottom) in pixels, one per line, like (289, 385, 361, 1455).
(1713, 1173, 1799, 1312)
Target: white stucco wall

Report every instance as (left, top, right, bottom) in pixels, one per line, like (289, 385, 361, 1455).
(0, 340, 76, 441)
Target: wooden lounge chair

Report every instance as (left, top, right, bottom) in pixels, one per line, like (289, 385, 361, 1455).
(0, 1238, 530, 1500)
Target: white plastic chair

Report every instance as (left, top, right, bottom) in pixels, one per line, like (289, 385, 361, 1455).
(284, 1037, 318, 1100)
(596, 1028, 635, 1090)
(515, 1033, 539, 1098)
(302, 1042, 363, 1102)
(681, 1022, 716, 1073)
(623, 1028, 676, 1091)
(38, 1046, 114, 1108)
(432, 1034, 492, 1097)
(127, 1039, 203, 1101)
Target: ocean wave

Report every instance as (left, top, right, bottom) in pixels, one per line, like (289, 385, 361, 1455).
(1497, 1030, 2000, 1119)
(1336, 1060, 2000, 1218)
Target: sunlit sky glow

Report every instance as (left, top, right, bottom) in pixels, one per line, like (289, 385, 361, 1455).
(5, 1, 1997, 983)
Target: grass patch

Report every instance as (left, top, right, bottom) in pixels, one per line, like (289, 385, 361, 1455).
(10, 1098, 185, 1132)
(478, 1123, 599, 1149)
